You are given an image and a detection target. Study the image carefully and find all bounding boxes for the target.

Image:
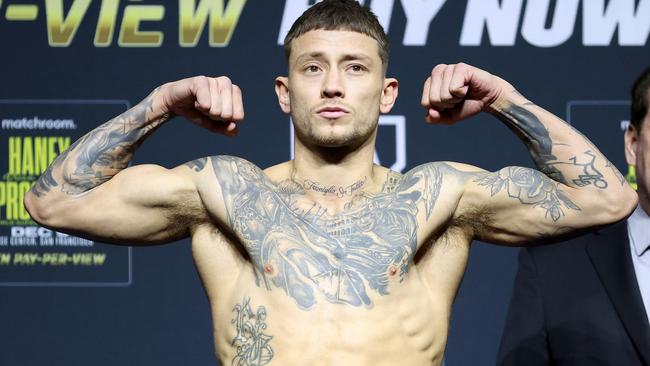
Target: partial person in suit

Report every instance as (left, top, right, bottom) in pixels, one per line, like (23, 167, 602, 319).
(497, 67, 650, 365)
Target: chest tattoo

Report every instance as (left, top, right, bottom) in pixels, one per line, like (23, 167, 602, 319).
(212, 156, 442, 310)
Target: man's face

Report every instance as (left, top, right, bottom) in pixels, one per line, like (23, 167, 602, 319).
(275, 30, 397, 148)
(626, 91, 650, 212)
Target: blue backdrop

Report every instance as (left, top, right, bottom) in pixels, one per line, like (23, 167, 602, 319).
(1, 1, 648, 365)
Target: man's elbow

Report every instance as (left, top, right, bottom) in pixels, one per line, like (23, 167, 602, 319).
(599, 186, 638, 223)
(24, 190, 57, 228)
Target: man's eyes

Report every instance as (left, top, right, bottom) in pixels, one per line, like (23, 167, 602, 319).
(302, 63, 367, 74)
(306, 65, 321, 73)
(348, 64, 365, 73)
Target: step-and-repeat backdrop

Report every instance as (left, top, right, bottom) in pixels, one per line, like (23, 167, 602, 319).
(1, 1, 648, 365)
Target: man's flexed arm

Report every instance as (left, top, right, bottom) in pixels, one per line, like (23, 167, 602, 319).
(421, 63, 637, 243)
(24, 76, 244, 244)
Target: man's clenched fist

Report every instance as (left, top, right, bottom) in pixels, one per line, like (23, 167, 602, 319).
(157, 76, 244, 136)
(421, 63, 512, 124)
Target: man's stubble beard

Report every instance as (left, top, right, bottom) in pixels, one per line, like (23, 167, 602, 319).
(292, 113, 379, 149)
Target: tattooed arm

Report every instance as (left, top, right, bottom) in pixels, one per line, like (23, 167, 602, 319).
(24, 76, 243, 244)
(421, 63, 637, 244)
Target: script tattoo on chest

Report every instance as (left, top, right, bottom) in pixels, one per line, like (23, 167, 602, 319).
(212, 156, 442, 310)
(301, 176, 367, 197)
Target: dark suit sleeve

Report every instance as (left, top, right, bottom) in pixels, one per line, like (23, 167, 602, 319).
(497, 248, 551, 366)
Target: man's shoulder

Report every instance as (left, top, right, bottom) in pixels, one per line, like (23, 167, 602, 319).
(406, 161, 473, 172)
(204, 155, 268, 178)
(182, 155, 275, 196)
(181, 155, 260, 172)
(397, 162, 484, 206)
(404, 161, 485, 184)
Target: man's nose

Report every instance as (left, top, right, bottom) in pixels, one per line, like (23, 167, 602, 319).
(321, 70, 344, 98)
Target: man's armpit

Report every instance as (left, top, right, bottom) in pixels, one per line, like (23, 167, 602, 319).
(449, 204, 495, 239)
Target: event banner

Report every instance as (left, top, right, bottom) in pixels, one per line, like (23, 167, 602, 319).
(0, 100, 131, 286)
(0, 0, 647, 48)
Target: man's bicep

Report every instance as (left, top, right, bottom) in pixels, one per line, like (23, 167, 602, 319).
(457, 166, 610, 245)
(40, 162, 210, 245)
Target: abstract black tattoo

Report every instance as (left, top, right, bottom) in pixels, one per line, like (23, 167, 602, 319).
(496, 104, 567, 184)
(475, 166, 580, 221)
(212, 156, 443, 310)
(231, 297, 274, 366)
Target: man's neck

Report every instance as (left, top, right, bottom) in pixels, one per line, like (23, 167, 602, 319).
(290, 136, 384, 210)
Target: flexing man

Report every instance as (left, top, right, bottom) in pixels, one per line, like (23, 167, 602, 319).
(25, 1, 636, 365)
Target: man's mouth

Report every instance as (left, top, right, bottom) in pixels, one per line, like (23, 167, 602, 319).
(316, 106, 349, 119)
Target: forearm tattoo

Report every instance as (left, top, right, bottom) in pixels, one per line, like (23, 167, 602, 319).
(495, 101, 619, 189)
(495, 103, 567, 183)
(31, 89, 169, 197)
(231, 297, 274, 366)
(212, 156, 443, 310)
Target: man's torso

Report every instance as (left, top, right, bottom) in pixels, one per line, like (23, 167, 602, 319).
(189, 156, 473, 366)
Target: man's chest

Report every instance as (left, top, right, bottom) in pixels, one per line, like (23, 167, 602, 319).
(226, 187, 424, 310)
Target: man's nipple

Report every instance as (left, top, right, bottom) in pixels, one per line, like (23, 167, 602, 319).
(388, 264, 398, 276)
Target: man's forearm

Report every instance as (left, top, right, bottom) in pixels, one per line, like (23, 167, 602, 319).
(31, 88, 169, 198)
(489, 89, 626, 190)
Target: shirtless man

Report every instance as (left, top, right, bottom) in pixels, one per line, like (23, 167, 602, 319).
(24, 1, 637, 365)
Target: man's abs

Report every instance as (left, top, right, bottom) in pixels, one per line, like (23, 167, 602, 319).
(191, 226, 459, 366)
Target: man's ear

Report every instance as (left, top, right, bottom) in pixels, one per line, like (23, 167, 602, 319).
(380, 78, 398, 114)
(625, 124, 639, 166)
(275, 76, 290, 114)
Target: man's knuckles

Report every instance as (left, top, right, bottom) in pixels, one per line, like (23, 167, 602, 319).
(186, 76, 243, 121)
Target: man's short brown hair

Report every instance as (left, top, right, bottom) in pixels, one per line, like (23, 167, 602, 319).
(283, 0, 389, 69)
(631, 66, 650, 132)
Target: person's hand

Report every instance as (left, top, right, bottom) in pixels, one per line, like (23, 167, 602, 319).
(157, 76, 244, 136)
(420, 63, 512, 124)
